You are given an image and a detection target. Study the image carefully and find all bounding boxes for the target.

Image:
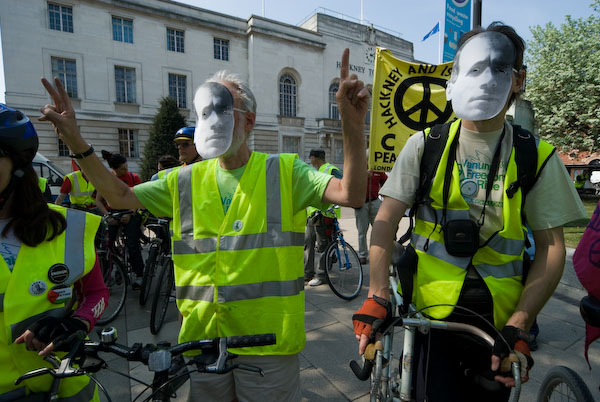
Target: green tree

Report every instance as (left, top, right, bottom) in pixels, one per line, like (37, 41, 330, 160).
(525, 0, 600, 152)
(140, 97, 186, 180)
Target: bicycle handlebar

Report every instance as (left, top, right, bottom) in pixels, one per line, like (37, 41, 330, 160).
(15, 330, 276, 385)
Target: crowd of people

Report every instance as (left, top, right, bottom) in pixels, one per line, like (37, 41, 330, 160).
(0, 22, 593, 402)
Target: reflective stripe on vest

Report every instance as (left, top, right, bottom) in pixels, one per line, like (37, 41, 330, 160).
(411, 119, 555, 329)
(176, 277, 305, 302)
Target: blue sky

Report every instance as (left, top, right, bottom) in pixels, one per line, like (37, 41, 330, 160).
(0, 0, 595, 102)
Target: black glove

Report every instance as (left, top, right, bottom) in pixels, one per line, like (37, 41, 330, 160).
(28, 316, 88, 352)
(492, 325, 532, 360)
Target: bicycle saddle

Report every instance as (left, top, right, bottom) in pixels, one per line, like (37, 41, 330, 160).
(580, 295, 600, 327)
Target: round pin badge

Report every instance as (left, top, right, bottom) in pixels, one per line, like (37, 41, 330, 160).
(460, 179, 479, 197)
(29, 280, 47, 296)
(48, 263, 70, 284)
(233, 220, 243, 232)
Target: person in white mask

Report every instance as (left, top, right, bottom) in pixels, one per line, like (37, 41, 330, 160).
(39, 48, 369, 402)
(352, 22, 586, 402)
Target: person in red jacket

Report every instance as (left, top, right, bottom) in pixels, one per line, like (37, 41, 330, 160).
(354, 165, 387, 264)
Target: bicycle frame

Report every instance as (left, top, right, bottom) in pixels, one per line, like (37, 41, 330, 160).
(331, 217, 352, 271)
(354, 267, 522, 402)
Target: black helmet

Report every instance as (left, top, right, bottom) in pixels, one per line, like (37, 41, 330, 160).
(0, 104, 39, 161)
(174, 126, 195, 142)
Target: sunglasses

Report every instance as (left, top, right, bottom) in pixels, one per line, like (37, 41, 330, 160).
(175, 142, 193, 148)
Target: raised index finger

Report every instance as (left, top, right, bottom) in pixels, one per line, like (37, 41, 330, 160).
(340, 48, 349, 81)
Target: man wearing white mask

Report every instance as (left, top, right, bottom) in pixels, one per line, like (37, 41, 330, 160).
(39, 49, 369, 402)
(352, 23, 586, 402)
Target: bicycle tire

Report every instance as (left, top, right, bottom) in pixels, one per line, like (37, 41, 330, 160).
(536, 366, 595, 402)
(139, 241, 159, 306)
(150, 258, 174, 335)
(97, 256, 128, 325)
(324, 240, 363, 300)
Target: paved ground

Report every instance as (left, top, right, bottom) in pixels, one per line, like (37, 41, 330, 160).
(92, 207, 600, 401)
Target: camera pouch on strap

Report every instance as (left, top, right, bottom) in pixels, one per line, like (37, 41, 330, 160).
(443, 219, 480, 257)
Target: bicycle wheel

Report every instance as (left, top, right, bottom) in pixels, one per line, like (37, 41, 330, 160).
(97, 255, 128, 325)
(536, 366, 595, 402)
(150, 258, 174, 335)
(324, 239, 363, 300)
(139, 241, 159, 305)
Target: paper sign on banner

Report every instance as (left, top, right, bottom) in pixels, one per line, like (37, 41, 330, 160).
(368, 48, 456, 172)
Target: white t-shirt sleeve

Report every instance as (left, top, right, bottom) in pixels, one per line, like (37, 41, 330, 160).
(379, 132, 424, 206)
(525, 152, 588, 230)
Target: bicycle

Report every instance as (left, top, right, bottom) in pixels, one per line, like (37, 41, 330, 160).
(140, 215, 171, 306)
(315, 206, 363, 300)
(350, 242, 523, 402)
(534, 295, 599, 402)
(95, 210, 132, 325)
(150, 254, 175, 335)
(15, 328, 276, 402)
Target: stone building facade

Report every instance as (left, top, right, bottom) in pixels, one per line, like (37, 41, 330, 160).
(0, 0, 413, 173)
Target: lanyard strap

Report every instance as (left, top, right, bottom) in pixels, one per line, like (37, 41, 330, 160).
(442, 125, 506, 227)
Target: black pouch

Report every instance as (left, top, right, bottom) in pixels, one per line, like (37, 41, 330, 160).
(392, 243, 418, 314)
(443, 219, 479, 257)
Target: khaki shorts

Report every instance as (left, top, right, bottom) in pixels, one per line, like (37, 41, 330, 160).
(187, 354, 300, 402)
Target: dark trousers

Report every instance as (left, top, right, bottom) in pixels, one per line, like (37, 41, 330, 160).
(108, 213, 145, 277)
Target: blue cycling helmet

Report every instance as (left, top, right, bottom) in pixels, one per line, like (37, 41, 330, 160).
(174, 126, 195, 142)
(0, 104, 39, 161)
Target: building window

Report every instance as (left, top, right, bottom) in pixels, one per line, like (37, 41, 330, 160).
(58, 137, 70, 157)
(112, 16, 133, 43)
(329, 83, 339, 120)
(119, 129, 139, 158)
(51, 57, 77, 98)
(115, 66, 136, 103)
(214, 38, 229, 61)
(282, 136, 300, 155)
(48, 3, 73, 32)
(334, 139, 344, 163)
(167, 28, 185, 52)
(168, 74, 187, 108)
(279, 74, 297, 117)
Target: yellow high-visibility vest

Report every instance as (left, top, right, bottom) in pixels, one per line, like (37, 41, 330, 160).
(168, 153, 307, 355)
(0, 205, 100, 401)
(65, 171, 95, 207)
(411, 119, 555, 329)
(38, 177, 48, 193)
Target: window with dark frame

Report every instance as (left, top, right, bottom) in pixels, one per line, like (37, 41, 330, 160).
(167, 28, 185, 52)
(115, 66, 136, 104)
(118, 128, 139, 158)
(334, 139, 344, 163)
(213, 38, 229, 61)
(112, 16, 133, 43)
(51, 57, 77, 98)
(58, 137, 70, 157)
(168, 73, 187, 108)
(48, 3, 73, 32)
(329, 83, 339, 120)
(279, 74, 297, 117)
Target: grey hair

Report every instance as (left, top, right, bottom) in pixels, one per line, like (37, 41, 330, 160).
(205, 71, 257, 114)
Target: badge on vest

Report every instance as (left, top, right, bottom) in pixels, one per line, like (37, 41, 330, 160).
(47, 285, 73, 304)
(29, 280, 47, 296)
(460, 179, 479, 197)
(233, 220, 243, 232)
(48, 263, 70, 284)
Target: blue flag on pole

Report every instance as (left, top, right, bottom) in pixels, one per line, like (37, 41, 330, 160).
(422, 22, 439, 42)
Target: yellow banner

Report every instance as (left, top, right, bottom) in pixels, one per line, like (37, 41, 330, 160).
(368, 48, 455, 172)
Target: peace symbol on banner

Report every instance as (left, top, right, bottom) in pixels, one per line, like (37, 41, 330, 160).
(393, 76, 454, 131)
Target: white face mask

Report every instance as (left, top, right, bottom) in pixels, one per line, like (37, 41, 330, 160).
(193, 82, 235, 159)
(446, 32, 516, 121)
